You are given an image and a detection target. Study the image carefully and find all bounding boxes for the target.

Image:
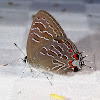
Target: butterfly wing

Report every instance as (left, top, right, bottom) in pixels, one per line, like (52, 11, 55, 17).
(33, 37, 79, 75)
(26, 10, 80, 74)
(26, 10, 67, 64)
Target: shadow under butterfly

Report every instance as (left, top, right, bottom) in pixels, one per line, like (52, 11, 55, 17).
(24, 10, 89, 75)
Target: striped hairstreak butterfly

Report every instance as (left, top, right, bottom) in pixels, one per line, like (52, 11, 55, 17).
(26, 10, 86, 75)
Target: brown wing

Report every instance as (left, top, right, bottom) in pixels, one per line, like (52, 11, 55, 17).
(33, 37, 79, 75)
(26, 10, 67, 64)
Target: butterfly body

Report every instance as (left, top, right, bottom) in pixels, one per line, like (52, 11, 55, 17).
(26, 10, 84, 75)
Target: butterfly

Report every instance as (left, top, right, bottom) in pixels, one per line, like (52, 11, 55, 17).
(26, 10, 85, 75)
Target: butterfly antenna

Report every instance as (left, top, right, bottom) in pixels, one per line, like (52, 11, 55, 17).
(14, 43, 26, 57)
(3, 58, 23, 66)
(43, 72, 52, 86)
(14, 43, 27, 63)
(3, 43, 27, 66)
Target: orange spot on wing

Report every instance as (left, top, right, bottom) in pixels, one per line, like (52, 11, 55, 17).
(54, 28, 57, 32)
(69, 61, 73, 66)
(70, 66, 75, 68)
(69, 61, 75, 69)
(62, 55, 67, 59)
(58, 40, 63, 43)
(69, 49, 73, 53)
(73, 54, 78, 60)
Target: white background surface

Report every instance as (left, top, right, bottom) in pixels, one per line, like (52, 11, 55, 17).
(0, 0, 100, 100)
